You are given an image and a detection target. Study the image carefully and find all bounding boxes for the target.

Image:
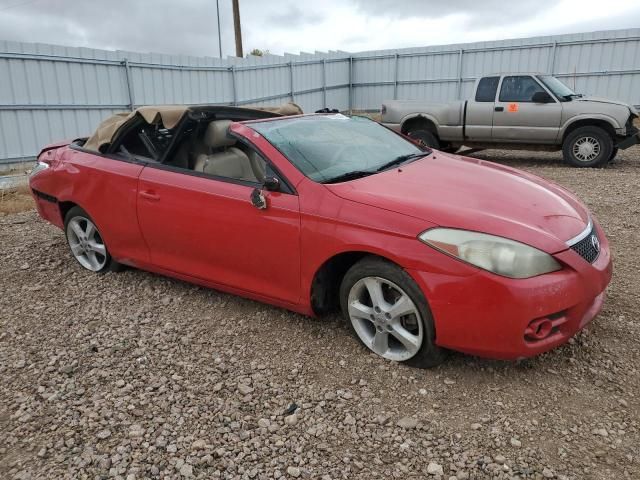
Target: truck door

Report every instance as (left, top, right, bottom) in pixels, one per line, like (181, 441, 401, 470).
(492, 75, 562, 143)
(464, 76, 499, 141)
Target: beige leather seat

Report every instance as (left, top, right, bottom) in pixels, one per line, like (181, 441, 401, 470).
(246, 149, 266, 183)
(194, 120, 258, 182)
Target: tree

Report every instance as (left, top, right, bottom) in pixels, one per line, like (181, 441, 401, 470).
(249, 48, 269, 57)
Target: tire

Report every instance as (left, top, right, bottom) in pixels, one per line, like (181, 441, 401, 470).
(64, 206, 121, 273)
(407, 129, 440, 149)
(562, 126, 613, 168)
(339, 256, 446, 368)
(609, 147, 619, 163)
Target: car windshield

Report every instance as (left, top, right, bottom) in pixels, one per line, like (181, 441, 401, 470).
(248, 114, 425, 183)
(537, 75, 577, 100)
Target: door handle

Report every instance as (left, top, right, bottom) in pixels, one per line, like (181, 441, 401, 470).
(139, 190, 160, 201)
(494, 106, 504, 112)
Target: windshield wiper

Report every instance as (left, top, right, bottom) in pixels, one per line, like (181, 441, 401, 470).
(376, 152, 428, 172)
(563, 93, 583, 100)
(323, 170, 375, 184)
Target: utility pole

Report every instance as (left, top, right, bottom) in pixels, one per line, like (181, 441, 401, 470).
(232, 0, 243, 57)
(216, 0, 222, 58)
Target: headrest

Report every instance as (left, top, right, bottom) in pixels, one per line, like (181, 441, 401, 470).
(204, 120, 235, 148)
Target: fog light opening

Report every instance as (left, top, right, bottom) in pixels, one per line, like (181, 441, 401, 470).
(526, 318, 553, 341)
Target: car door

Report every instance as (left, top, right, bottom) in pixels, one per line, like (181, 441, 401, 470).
(136, 137, 301, 305)
(62, 122, 156, 265)
(464, 76, 499, 141)
(492, 75, 562, 143)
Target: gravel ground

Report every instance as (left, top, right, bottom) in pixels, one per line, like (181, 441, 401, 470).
(1, 148, 639, 480)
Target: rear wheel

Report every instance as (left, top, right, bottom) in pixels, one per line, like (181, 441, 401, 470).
(339, 257, 446, 368)
(562, 126, 613, 167)
(64, 206, 120, 273)
(407, 129, 440, 149)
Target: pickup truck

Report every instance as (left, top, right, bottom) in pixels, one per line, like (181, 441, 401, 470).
(381, 73, 640, 167)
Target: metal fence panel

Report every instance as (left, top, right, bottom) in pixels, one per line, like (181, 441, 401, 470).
(2, 28, 640, 164)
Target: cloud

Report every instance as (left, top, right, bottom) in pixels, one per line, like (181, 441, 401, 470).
(267, 5, 324, 27)
(350, 0, 556, 23)
(0, 0, 638, 58)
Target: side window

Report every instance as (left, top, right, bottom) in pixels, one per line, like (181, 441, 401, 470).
(116, 123, 175, 161)
(475, 76, 499, 102)
(499, 76, 546, 102)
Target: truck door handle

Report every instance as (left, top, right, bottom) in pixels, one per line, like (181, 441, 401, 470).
(494, 106, 504, 112)
(139, 190, 160, 201)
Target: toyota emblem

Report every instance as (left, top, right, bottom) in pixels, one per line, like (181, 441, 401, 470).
(591, 234, 600, 253)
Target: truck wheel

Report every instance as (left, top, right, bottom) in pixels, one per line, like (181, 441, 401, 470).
(562, 126, 613, 168)
(609, 147, 619, 163)
(407, 129, 440, 149)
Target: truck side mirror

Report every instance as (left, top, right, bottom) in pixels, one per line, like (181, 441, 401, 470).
(532, 91, 553, 103)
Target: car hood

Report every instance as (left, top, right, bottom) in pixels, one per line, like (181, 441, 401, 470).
(325, 153, 590, 254)
(574, 96, 638, 114)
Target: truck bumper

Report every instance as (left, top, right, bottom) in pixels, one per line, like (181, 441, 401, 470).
(617, 132, 640, 150)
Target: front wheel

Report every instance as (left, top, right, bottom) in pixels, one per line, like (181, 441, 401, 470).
(562, 126, 613, 167)
(64, 206, 120, 273)
(339, 257, 446, 368)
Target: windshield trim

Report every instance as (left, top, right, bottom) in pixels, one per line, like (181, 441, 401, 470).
(536, 75, 576, 102)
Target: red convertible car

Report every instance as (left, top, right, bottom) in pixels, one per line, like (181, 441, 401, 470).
(29, 105, 612, 368)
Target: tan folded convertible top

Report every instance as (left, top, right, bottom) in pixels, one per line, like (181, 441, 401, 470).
(83, 102, 303, 153)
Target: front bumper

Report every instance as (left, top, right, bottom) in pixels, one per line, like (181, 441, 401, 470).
(616, 119, 639, 150)
(616, 131, 640, 150)
(407, 221, 613, 360)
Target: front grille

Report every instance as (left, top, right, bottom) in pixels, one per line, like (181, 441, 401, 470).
(569, 227, 600, 263)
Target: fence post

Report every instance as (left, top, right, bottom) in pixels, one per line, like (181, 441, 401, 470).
(230, 65, 237, 106)
(393, 53, 399, 100)
(548, 41, 557, 74)
(348, 56, 353, 114)
(322, 58, 327, 109)
(289, 61, 295, 103)
(456, 49, 464, 100)
(122, 58, 135, 110)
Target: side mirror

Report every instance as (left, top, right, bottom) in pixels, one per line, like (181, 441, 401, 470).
(263, 176, 280, 192)
(532, 91, 553, 103)
(250, 188, 267, 209)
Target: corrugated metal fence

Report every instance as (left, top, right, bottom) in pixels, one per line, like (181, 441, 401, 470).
(2, 28, 640, 165)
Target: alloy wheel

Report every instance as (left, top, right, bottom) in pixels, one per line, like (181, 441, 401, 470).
(347, 276, 423, 361)
(66, 216, 108, 271)
(573, 136, 601, 162)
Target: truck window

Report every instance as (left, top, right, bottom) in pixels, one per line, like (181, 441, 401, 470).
(499, 76, 546, 103)
(475, 77, 500, 102)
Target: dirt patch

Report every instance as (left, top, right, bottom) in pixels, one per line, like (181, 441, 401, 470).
(0, 184, 34, 216)
(0, 148, 638, 480)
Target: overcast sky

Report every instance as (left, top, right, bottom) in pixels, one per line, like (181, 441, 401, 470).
(0, 0, 639, 57)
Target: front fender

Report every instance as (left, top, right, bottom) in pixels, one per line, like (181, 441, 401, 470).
(559, 114, 621, 139)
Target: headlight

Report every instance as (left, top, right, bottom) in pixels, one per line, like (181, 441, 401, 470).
(418, 228, 561, 279)
(29, 161, 50, 177)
